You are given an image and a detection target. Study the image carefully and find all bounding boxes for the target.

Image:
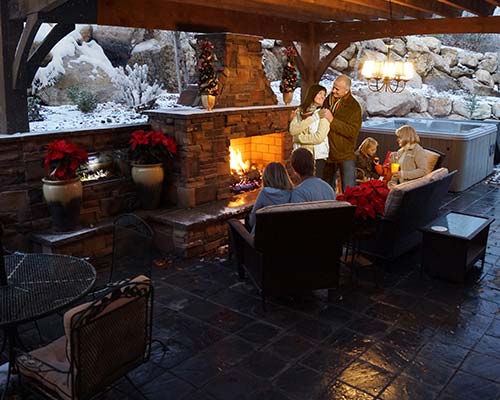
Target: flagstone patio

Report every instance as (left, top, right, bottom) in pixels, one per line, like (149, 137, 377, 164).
(2, 180, 500, 400)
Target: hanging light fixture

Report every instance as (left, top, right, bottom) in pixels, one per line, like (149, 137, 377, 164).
(360, 1, 414, 93)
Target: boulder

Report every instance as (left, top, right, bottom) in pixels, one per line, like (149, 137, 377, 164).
(340, 43, 357, 60)
(447, 114, 468, 120)
(407, 112, 432, 119)
(492, 73, 500, 84)
(453, 97, 493, 119)
(262, 49, 282, 81)
(412, 92, 428, 113)
(450, 65, 474, 79)
(476, 69, 495, 88)
(391, 38, 407, 57)
(430, 53, 450, 74)
(364, 90, 417, 117)
(406, 73, 423, 89)
(422, 69, 460, 92)
(458, 76, 498, 96)
(92, 26, 146, 66)
(479, 52, 498, 74)
(364, 39, 388, 53)
(331, 56, 349, 71)
(406, 36, 430, 53)
(457, 49, 482, 68)
(493, 101, 500, 118)
(407, 51, 434, 76)
(428, 96, 452, 117)
(441, 47, 458, 68)
(421, 37, 441, 54)
(350, 49, 386, 70)
(260, 39, 275, 50)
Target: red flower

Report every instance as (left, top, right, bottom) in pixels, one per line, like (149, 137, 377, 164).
(337, 180, 389, 221)
(129, 129, 177, 164)
(44, 139, 88, 181)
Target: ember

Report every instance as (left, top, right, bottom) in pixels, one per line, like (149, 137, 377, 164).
(229, 146, 261, 194)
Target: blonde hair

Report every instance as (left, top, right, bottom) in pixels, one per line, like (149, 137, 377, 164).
(357, 137, 378, 157)
(263, 162, 293, 190)
(396, 125, 420, 146)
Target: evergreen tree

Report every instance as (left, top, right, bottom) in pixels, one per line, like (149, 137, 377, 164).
(197, 40, 219, 96)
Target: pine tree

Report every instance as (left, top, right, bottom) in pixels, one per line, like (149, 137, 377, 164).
(197, 40, 219, 96)
(279, 46, 298, 93)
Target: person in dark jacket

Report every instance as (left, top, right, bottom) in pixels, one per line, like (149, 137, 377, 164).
(320, 75, 362, 192)
(355, 137, 381, 182)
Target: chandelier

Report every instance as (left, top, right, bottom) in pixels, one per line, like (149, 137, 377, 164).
(360, 0, 414, 93)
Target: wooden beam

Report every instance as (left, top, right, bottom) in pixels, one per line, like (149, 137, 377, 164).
(12, 13, 41, 89)
(435, 0, 495, 16)
(318, 15, 500, 42)
(317, 41, 351, 79)
(97, 0, 309, 41)
(337, 0, 431, 19)
(390, 0, 461, 17)
(482, 0, 500, 6)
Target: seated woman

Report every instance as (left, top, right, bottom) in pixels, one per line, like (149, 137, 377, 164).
(389, 125, 430, 188)
(248, 162, 293, 233)
(355, 137, 381, 182)
(288, 84, 332, 179)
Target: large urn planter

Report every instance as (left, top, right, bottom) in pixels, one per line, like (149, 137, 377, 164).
(201, 94, 216, 111)
(282, 91, 293, 105)
(131, 163, 164, 210)
(42, 177, 82, 232)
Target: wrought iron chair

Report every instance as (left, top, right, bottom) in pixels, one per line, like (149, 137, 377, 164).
(16, 276, 153, 400)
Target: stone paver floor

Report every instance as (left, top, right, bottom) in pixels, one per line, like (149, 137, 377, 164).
(3, 180, 500, 399)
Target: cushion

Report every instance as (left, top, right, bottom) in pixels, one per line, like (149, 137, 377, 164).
(16, 336, 72, 400)
(256, 200, 352, 215)
(428, 167, 449, 181)
(384, 174, 433, 218)
(424, 149, 440, 172)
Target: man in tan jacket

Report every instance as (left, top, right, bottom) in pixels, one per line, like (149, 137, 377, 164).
(320, 75, 362, 192)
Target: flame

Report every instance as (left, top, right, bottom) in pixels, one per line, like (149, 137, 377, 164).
(229, 146, 249, 175)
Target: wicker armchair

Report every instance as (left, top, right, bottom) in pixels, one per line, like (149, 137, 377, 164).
(16, 276, 153, 400)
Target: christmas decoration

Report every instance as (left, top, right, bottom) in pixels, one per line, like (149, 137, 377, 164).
(279, 46, 298, 94)
(197, 40, 219, 96)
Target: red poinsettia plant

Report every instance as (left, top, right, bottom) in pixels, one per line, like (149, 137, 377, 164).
(337, 179, 389, 220)
(43, 139, 88, 180)
(129, 129, 177, 164)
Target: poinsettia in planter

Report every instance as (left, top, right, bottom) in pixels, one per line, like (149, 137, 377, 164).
(129, 129, 177, 209)
(42, 139, 88, 231)
(337, 180, 389, 221)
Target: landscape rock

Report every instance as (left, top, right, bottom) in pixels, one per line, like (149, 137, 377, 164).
(479, 52, 498, 73)
(476, 69, 495, 87)
(391, 38, 407, 57)
(260, 39, 275, 49)
(407, 51, 434, 76)
(262, 49, 282, 81)
(423, 68, 460, 92)
(459, 76, 498, 96)
(441, 47, 459, 68)
(450, 65, 475, 79)
(406, 36, 430, 53)
(331, 56, 349, 71)
(421, 37, 441, 54)
(458, 49, 482, 68)
(364, 90, 417, 116)
(428, 96, 452, 117)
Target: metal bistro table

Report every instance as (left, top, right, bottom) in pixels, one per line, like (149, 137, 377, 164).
(0, 253, 96, 399)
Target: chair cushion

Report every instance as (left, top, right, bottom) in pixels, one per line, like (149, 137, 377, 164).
(256, 200, 352, 215)
(63, 274, 151, 361)
(424, 149, 440, 172)
(16, 336, 72, 400)
(384, 174, 433, 218)
(428, 167, 449, 181)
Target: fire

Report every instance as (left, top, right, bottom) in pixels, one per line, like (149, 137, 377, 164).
(229, 146, 250, 175)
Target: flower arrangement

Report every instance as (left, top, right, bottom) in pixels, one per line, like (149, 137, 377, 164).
(197, 40, 219, 96)
(129, 129, 177, 165)
(337, 180, 389, 220)
(279, 46, 298, 93)
(43, 139, 88, 180)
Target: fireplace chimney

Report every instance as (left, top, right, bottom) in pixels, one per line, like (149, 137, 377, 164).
(179, 33, 278, 108)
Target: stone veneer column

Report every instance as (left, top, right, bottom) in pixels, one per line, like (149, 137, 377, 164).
(196, 33, 278, 108)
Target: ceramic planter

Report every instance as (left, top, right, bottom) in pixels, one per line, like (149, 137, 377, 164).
(131, 163, 164, 209)
(42, 177, 82, 231)
(283, 91, 293, 105)
(201, 94, 216, 111)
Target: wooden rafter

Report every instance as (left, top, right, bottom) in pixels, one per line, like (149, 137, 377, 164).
(435, 0, 495, 16)
(335, 0, 431, 19)
(318, 15, 500, 42)
(390, 0, 461, 17)
(12, 13, 41, 89)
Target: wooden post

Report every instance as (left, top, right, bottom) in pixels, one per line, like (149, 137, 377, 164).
(0, 1, 28, 134)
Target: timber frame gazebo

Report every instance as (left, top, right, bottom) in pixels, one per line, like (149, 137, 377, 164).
(1, 0, 500, 134)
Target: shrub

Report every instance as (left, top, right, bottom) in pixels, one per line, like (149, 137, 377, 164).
(28, 96, 44, 122)
(67, 87, 98, 113)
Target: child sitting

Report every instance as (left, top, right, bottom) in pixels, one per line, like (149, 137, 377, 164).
(355, 137, 381, 182)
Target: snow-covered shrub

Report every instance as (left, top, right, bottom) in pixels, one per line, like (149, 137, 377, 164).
(28, 97, 44, 122)
(112, 63, 163, 112)
(67, 86, 98, 113)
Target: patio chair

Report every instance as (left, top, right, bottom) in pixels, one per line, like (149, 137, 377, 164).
(228, 200, 356, 306)
(425, 147, 446, 171)
(108, 213, 154, 285)
(16, 275, 153, 400)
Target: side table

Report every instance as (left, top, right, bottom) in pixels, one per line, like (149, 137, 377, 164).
(420, 211, 494, 282)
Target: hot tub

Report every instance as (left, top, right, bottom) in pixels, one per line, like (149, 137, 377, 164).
(359, 118, 497, 192)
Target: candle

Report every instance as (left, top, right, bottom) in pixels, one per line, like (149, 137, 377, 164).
(391, 163, 400, 173)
